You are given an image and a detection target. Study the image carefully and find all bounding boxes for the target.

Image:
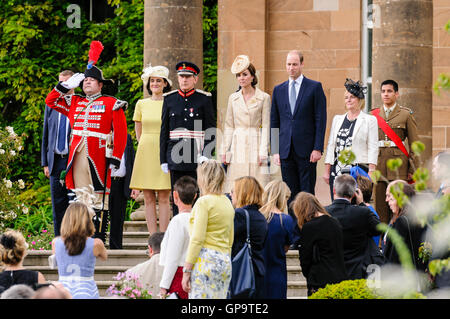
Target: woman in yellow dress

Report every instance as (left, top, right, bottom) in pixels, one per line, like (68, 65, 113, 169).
(130, 65, 172, 234)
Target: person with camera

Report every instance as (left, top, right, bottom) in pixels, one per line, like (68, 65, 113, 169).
(325, 174, 382, 280)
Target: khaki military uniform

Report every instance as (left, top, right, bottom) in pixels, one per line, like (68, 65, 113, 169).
(373, 104, 420, 224)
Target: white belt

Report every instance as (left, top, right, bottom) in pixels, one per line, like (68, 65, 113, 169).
(59, 275, 94, 282)
(73, 129, 110, 140)
(378, 140, 406, 148)
(169, 130, 205, 140)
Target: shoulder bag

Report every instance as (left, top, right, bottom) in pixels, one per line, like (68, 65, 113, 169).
(229, 209, 255, 299)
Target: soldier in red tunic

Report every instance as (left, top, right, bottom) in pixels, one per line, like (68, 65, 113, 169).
(45, 65, 128, 241)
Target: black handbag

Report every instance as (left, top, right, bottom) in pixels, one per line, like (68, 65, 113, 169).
(229, 209, 255, 299)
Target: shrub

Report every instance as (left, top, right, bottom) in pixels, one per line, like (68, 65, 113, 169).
(309, 279, 382, 299)
(309, 279, 427, 299)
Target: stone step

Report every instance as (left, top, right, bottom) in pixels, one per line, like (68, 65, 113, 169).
(123, 221, 148, 233)
(26, 266, 128, 282)
(287, 281, 308, 298)
(27, 264, 304, 283)
(23, 249, 307, 298)
(108, 231, 150, 244)
(24, 250, 148, 267)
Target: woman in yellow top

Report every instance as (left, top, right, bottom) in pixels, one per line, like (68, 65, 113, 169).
(221, 55, 271, 193)
(181, 160, 235, 299)
(130, 65, 172, 234)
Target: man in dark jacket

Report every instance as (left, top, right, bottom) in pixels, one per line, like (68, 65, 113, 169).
(325, 174, 382, 279)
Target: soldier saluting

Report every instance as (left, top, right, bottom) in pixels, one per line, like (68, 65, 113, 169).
(371, 79, 420, 224)
(45, 42, 128, 241)
(160, 61, 216, 215)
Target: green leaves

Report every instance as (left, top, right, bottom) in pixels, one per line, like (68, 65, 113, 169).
(337, 147, 356, 166)
(387, 158, 403, 172)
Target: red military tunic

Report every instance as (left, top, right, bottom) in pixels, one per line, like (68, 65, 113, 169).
(45, 83, 128, 194)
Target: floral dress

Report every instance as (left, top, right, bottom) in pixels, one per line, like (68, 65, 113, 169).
(189, 248, 232, 299)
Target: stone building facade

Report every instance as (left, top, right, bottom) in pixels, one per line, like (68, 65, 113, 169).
(143, 0, 449, 199)
(217, 0, 449, 160)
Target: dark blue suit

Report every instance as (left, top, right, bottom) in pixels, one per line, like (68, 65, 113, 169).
(41, 105, 71, 236)
(270, 76, 327, 196)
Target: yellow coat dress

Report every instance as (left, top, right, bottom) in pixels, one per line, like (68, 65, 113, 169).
(221, 87, 271, 193)
(129, 98, 171, 190)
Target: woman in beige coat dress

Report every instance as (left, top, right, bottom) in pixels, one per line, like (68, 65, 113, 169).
(221, 55, 271, 193)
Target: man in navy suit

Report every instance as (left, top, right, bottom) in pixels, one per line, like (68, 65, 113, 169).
(271, 50, 327, 200)
(41, 70, 73, 236)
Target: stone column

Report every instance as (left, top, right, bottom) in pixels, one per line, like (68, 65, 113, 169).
(371, 0, 433, 161)
(144, 0, 204, 93)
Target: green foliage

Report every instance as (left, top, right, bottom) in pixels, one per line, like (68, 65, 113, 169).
(309, 279, 426, 299)
(309, 279, 382, 299)
(0, 0, 144, 185)
(429, 258, 450, 277)
(337, 148, 356, 167)
(203, 0, 218, 95)
(386, 158, 403, 172)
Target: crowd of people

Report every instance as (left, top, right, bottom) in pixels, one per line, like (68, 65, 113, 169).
(1, 47, 449, 299)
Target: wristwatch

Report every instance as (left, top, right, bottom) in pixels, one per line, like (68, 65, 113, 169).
(183, 267, 192, 273)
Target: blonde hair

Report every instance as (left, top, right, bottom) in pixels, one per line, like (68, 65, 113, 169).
(60, 202, 95, 256)
(291, 192, 329, 229)
(260, 180, 291, 222)
(233, 176, 263, 208)
(0, 230, 28, 266)
(196, 159, 225, 195)
(344, 90, 365, 111)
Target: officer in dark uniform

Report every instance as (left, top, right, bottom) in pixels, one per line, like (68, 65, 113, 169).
(160, 61, 216, 215)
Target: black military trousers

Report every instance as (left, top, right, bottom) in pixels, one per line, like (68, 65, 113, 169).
(170, 169, 197, 216)
(108, 177, 127, 249)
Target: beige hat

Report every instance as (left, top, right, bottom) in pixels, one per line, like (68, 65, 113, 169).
(231, 55, 251, 74)
(141, 64, 172, 88)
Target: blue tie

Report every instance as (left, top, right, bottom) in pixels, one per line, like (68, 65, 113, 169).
(289, 81, 297, 114)
(57, 115, 67, 153)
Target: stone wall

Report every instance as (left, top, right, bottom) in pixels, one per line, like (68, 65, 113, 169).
(433, 0, 450, 156)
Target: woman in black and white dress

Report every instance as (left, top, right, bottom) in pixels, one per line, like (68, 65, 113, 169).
(323, 79, 379, 200)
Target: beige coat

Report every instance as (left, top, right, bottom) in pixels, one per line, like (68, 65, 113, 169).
(221, 87, 271, 193)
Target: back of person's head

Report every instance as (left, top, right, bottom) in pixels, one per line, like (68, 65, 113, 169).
(435, 151, 450, 179)
(148, 232, 165, 254)
(0, 230, 28, 266)
(0, 284, 35, 299)
(260, 180, 291, 220)
(233, 176, 263, 209)
(60, 202, 95, 256)
(356, 175, 373, 203)
(174, 175, 198, 205)
(32, 284, 70, 299)
(381, 79, 399, 92)
(334, 174, 357, 199)
(196, 159, 225, 195)
(290, 192, 329, 229)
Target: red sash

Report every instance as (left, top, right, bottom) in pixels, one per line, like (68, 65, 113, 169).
(371, 108, 409, 158)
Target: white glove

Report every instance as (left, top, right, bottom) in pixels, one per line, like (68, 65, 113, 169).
(161, 163, 169, 174)
(61, 73, 85, 90)
(197, 155, 209, 164)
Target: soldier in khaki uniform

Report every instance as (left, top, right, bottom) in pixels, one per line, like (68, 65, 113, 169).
(371, 79, 420, 224)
